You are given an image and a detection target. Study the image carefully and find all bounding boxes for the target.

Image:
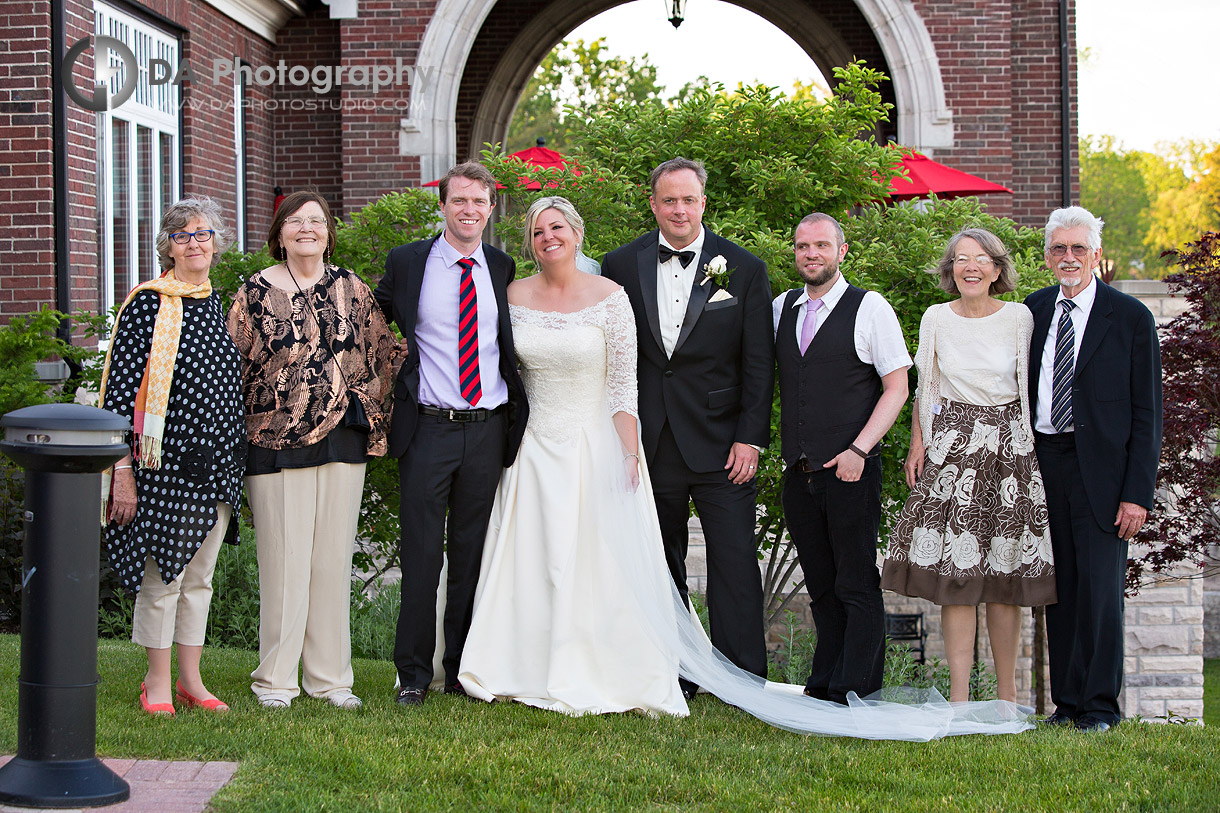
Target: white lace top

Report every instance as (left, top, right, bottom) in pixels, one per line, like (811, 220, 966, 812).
(509, 288, 638, 444)
(915, 301, 1034, 447)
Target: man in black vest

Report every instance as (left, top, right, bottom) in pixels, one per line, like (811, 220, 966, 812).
(773, 213, 911, 704)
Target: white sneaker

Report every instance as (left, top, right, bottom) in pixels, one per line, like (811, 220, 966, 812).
(259, 695, 291, 709)
(326, 690, 363, 709)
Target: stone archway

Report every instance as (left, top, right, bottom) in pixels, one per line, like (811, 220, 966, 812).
(401, 0, 954, 182)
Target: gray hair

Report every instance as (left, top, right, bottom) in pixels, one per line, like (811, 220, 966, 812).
(155, 196, 232, 270)
(1044, 206, 1104, 252)
(797, 212, 846, 247)
(649, 157, 708, 196)
(522, 196, 585, 262)
(936, 227, 1017, 296)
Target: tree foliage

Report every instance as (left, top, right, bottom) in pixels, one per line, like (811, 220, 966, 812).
(506, 38, 663, 153)
(1134, 231, 1220, 587)
(1080, 136, 1220, 279)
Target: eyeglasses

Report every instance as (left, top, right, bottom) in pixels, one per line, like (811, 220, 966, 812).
(954, 254, 995, 267)
(170, 230, 215, 244)
(283, 216, 328, 230)
(1048, 243, 1091, 258)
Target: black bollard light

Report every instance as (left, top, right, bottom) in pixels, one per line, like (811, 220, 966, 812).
(0, 403, 131, 808)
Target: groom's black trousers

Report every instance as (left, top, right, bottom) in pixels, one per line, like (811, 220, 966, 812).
(393, 411, 506, 690)
(649, 423, 768, 679)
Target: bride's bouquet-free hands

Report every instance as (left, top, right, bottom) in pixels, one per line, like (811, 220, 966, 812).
(623, 452, 641, 492)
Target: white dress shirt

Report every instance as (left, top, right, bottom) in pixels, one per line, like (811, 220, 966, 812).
(1034, 274, 1098, 434)
(656, 228, 706, 358)
(771, 273, 912, 377)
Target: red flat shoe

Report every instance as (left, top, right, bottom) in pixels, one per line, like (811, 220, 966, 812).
(175, 681, 229, 713)
(140, 682, 175, 716)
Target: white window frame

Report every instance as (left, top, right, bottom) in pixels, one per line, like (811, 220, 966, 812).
(233, 65, 247, 252)
(95, 1, 180, 314)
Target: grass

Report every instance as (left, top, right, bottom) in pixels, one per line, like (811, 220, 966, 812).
(3, 636, 1220, 811)
(1206, 658, 1219, 728)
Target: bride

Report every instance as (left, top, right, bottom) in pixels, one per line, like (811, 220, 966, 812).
(457, 197, 1033, 739)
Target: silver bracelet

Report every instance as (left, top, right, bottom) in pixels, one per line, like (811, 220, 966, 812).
(623, 453, 639, 462)
(113, 464, 133, 470)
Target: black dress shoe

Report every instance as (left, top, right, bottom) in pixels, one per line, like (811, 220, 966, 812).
(395, 687, 426, 707)
(681, 687, 697, 702)
(444, 682, 472, 699)
(1042, 710, 1075, 727)
(1074, 715, 1113, 733)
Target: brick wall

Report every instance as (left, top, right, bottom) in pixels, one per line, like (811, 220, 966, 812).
(0, 0, 56, 319)
(273, 9, 342, 215)
(1, 0, 277, 323)
(915, 0, 1078, 226)
(337, 0, 435, 214)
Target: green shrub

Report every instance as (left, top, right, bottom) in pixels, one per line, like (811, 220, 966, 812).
(350, 581, 400, 662)
(767, 610, 817, 685)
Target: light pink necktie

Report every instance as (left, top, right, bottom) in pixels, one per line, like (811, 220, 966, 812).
(799, 298, 823, 355)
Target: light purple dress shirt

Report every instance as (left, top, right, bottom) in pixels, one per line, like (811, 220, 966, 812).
(415, 235, 508, 409)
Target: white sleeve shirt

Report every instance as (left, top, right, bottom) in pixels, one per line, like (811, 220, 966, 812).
(771, 273, 912, 377)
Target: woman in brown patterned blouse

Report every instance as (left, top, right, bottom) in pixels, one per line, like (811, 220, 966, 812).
(227, 191, 395, 709)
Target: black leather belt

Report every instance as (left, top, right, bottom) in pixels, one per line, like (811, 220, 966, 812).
(418, 404, 504, 422)
(792, 458, 818, 473)
(1033, 430, 1075, 448)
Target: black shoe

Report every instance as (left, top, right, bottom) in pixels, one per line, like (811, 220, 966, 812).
(1042, 710, 1075, 727)
(444, 682, 472, 699)
(395, 686, 426, 707)
(1074, 715, 1112, 733)
(681, 687, 697, 702)
(679, 678, 698, 702)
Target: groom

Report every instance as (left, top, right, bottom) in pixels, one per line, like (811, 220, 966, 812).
(603, 157, 774, 690)
(374, 161, 528, 706)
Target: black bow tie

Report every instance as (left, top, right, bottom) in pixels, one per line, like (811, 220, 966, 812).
(658, 245, 696, 268)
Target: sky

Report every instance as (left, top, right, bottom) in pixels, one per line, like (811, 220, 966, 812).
(569, 0, 1220, 154)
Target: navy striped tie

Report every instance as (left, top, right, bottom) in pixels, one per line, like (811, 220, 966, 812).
(1050, 299, 1076, 432)
(457, 257, 482, 406)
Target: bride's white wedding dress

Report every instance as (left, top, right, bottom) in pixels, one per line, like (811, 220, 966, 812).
(458, 288, 1033, 739)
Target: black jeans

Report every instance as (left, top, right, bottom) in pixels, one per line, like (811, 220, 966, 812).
(783, 457, 885, 704)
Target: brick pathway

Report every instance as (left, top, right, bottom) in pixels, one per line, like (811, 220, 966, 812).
(0, 756, 237, 812)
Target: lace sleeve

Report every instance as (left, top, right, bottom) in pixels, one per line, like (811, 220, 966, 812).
(1014, 303, 1034, 434)
(914, 305, 942, 448)
(602, 288, 639, 419)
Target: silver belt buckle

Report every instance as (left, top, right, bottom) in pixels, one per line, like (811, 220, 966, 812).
(448, 408, 457, 421)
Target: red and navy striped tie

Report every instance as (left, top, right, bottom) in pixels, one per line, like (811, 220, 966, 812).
(457, 257, 482, 406)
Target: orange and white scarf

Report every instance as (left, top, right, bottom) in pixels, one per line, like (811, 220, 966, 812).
(98, 270, 213, 470)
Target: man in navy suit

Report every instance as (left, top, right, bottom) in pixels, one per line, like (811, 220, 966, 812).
(374, 162, 528, 706)
(1026, 206, 1162, 732)
(602, 158, 774, 691)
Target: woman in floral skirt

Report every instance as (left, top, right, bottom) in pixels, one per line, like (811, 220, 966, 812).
(882, 228, 1056, 703)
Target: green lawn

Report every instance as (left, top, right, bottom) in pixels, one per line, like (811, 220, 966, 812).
(1205, 658, 1218, 727)
(3, 636, 1220, 811)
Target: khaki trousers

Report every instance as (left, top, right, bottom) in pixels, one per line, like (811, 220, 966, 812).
(131, 502, 233, 650)
(247, 461, 365, 700)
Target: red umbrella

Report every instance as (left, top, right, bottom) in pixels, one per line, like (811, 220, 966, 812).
(421, 143, 576, 190)
(888, 150, 1013, 200)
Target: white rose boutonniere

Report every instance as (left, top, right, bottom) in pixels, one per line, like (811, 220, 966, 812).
(700, 255, 731, 287)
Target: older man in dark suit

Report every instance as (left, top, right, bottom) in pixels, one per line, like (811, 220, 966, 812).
(602, 157, 774, 691)
(1026, 206, 1162, 732)
(374, 162, 528, 707)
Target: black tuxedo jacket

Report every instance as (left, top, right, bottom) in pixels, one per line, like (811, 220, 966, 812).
(374, 234, 528, 465)
(602, 228, 774, 472)
(1026, 279, 1162, 528)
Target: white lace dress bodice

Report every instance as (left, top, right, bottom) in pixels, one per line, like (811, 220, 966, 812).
(509, 289, 638, 444)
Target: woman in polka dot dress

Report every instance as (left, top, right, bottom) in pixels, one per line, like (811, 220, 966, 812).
(100, 196, 246, 716)
(227, 192, 395, 710)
